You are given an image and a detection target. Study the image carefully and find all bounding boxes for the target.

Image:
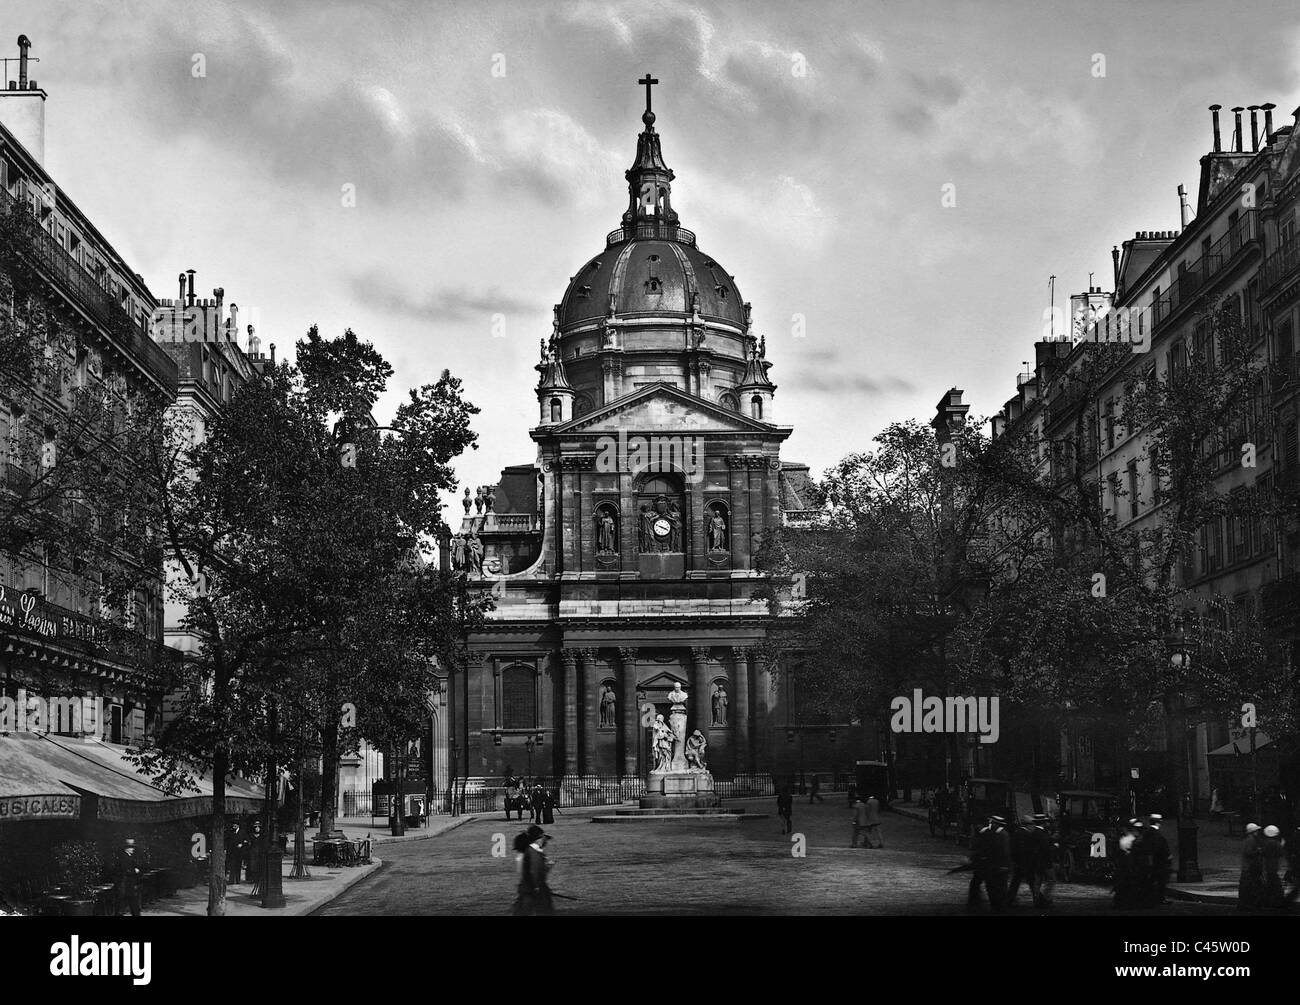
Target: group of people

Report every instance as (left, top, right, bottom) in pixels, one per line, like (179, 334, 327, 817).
(1238, 822, 1293, 911)
(967, 814, 1059, 912)
(1112, 815, 1172, 908)
(504, 779, 557, 825)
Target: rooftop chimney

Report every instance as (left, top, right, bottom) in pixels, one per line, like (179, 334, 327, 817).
(1209, 104, 1222, 152)
(269, 342, 276, 366)
(1263, 102, 1276, 142)
(177, 272, 186, 302)
(1111, 244, 1121, 292)
(1231, 107, 1244, 152)
(1178, 183, 1191, 227)
(247, 325, 260, 357)
(1249, 105, 1260, 151)
(185, 269, 196, 306)
(0, 35, 47, 165)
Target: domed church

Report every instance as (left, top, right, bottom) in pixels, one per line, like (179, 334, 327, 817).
(432, 78, 866, 794)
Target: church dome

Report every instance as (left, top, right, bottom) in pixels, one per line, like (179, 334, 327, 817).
(559, 237, 747, 330)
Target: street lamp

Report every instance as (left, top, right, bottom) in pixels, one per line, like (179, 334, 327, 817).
(1165, 622, 1202, 883)
(525, 735, 536, 785)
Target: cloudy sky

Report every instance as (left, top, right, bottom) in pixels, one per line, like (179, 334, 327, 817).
(7, 0, 1300, 514)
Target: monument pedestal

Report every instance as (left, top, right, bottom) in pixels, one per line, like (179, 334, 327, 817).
(641, 771, 719, 809)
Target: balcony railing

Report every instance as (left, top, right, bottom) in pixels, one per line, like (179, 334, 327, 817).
(1150, 212, 1256, 332)
(1262, 240, 1300, 293)
(606, 222, 696, 247)
(1272, 355, 1299, 403)
(0, 185, 177, 394)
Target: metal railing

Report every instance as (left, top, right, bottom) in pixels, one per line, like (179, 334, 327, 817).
(1262, 240, 1300, 292)
(605, 222, 696, 247)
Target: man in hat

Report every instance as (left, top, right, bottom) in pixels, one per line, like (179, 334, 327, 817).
(513, 824, 554, 916)
(1238, 822, 1264, 911)
(226, 821, 248, 885)
(1114, 818, 1149, 908)
(968, 815, 1011, 912)
(1260, 824, 1286, 908)
(1010, 814, 1053, 908)
(1145, 814, 1171, 907)
(117, 838, 144, 917)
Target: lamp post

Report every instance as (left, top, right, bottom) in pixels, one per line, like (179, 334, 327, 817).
(525, 735, 536, 785)
(1166, 623, 1202, 883)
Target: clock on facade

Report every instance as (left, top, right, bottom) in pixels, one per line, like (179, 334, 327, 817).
(652, 518, 672, 539)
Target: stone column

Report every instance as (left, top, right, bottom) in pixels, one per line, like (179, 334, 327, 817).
(579, 648, 598, 774)
(619, 647, 639, 777)
(561, 651, 579, 777)
(690, 647, 711, 736)
(731, 647, 752, 774)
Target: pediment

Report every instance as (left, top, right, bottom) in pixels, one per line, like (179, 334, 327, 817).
(558, 382, 770, 435)
(639, 671, 686, 691)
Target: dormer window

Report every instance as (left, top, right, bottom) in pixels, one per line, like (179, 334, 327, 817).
(577, 285, 592, 301)
(645, 254, 661, 294)
(715, 285, 728, 300)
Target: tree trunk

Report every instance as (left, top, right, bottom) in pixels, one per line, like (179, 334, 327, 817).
(207, 746, 228, 917)
(317, 714, 339, 839)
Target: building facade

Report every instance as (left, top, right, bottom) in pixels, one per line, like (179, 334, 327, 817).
(439, 84, 868, 794)
(982, 100, 1300, 810)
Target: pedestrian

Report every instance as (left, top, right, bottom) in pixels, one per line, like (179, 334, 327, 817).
(512, 825, 554, 916)
(1033, 814, 1058, 907)
(542, 788, 556, 826)
(227, 822, 247, 885)
(809, 775, 824, 804)
(846, 783, 857, 808)
(531, 784, 544, 824)
(862, 794, 883, 848)
(851, 796, 868, 847)
(247, 820, 265, 894)
(1260, 825, 1286, 909)
(777, 789, 793, 835)
(1007, 817, 1031, 905)
(1237, 822, 1264, 911)
(1145, 814, 1171, 907)
(1114, 819, 1148, 908)
(967, 815, 1010, 912)
(117, 838, 143, 917)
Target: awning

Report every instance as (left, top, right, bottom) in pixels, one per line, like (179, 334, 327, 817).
(0, 735, 264, 823)
(1207, 731, 1273, 757)
(0, 738, 83, 821)
(1207, 732, 1279, 789)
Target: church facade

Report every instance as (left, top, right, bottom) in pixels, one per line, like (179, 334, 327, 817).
(437, 81, 870, 792)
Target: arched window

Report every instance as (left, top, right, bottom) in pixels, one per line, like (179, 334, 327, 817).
(502, 666, 536, 729)
(751, 395, 763, 419)
(719, 391, 739, 413)
(550, 397, 561, 422)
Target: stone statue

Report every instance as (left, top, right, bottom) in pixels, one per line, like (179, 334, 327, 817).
(667, 501, 683, 552)
(596, 508, 616, 554)
(708, 509, 727, 552)
(668, 681, 688, 706)
(684, 730, 708, 772)
(600, 685, 616, 727)
(639, 503, 654, 553)
(651, 714, 673, 772)
(712, 684, 728, 726)
(462, 487, 471, 514)
(450, 533, 466, 571)
(466, 534, 484, 576)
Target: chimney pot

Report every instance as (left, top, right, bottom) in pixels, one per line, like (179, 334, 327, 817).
(1210, 104, 1222, 152)
(1231, 107, 1244, 151)
(1249, 105, 1260, 151)
(1262, 102, 1276, 142)
(17, 35, 30, 91)
(177, 272, 186, 301)
(269, 342, 276, 365)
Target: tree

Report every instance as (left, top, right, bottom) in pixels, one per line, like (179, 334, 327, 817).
(757, 418, 998, 785)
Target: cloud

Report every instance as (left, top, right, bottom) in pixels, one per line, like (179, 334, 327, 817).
(349, 272, 544, 324)
(785, 370, 917, 397)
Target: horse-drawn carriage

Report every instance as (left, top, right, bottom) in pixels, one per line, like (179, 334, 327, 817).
(504, 778, 532, 821)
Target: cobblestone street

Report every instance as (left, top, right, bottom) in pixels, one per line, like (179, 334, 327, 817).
(320, 801, 1237, 915)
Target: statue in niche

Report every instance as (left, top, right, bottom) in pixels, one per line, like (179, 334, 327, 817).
(712, 684, 728, 727)
(595, 507, 617, 554)
(651, 714, 674, 772)
(600, 685, 616, 727)
(707, 508, 728, 552)
(684, 730, 709, 773)
(450, 533, 466, 570)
